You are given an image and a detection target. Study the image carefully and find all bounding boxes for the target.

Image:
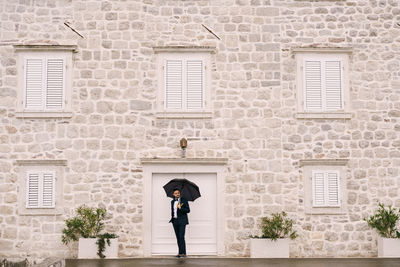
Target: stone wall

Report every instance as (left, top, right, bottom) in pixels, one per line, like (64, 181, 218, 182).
(0, 0, 399, 261)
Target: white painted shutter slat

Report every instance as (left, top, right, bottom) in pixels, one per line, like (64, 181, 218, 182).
(42, 173, 55, 208)
(46, 59, 64, 109)
(25, 59, 44, 109)
(165, 60, 183, 109)
(304, 61, 322, 111)
(313, 172, 325, 206)
(327, 172, 340, 206)
(27, 173, 40, 208)
(186, 60, 203, 110)
(325, 61, 342, 111)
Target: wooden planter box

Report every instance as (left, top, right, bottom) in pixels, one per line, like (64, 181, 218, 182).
(78, 238, 118, 259)
(250, 238, 289, 258)
(378, 237, 400, 257)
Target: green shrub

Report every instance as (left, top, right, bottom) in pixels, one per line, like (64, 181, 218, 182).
(364, 203, 400, 238)
(62, 205, 118, 258)
(252, 211, 298, 241)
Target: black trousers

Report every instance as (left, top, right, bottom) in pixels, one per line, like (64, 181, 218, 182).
(172, 220, 187, 255)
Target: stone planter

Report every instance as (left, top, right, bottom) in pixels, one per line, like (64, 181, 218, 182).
(78, 237, 118, 259)
(250, 238, 289, 258)
(378, 237, 400, 257)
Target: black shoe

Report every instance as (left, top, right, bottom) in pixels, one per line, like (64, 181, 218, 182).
(174, 255, 181, 258)
(180, 254, 187, 258)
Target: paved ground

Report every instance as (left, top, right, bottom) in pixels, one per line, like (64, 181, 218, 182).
(65, 258, 400, 267)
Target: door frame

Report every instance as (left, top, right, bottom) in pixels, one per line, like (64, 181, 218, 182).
(141, 158, 227, 257)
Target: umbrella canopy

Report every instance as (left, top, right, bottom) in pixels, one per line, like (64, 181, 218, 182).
(163, 178, 201, 202)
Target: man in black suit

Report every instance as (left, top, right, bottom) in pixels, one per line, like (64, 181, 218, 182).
(169, 188, 190, 258)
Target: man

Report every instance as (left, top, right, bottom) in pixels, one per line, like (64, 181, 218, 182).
(169, 188, 190, 258)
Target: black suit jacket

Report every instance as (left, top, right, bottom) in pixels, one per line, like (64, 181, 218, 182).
(169, 197, 190, 225)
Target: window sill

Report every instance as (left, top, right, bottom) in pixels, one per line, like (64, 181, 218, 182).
(14, 44, 78, 52)
(18, 207, 63, 215)
(305, 207, 346, 215)
(156, 111, 212, 119)
(299, 159, 349, 167)
(153, 46, 216, 53)
(296, 112, 352, 120)
(15, 159, 68, 166)
(15, 111, 73, 119)
(291, 47, 352, 54)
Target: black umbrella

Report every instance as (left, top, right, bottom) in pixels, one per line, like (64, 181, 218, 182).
(163, 178, 201, 202)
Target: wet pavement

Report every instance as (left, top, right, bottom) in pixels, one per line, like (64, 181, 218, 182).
(65, 257, 400, 267)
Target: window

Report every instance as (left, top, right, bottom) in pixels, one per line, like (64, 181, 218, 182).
(165, 58, 204, 110)
(312, 170, 340, 207)
(300, 159, 348, 214)
(154, 47, 213, 119)
(303, 58, 343, 112)
(16, 159, 65, 215)
(14, 45, 76, 118)
(24, 57, 65, 111)
(294, 49, 352, 119)
(26, 171, 56, 208)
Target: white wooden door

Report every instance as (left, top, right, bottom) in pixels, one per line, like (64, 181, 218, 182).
(151, 173, 217, 255)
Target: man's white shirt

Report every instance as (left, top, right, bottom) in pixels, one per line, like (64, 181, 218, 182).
(173, 198, 180, 218)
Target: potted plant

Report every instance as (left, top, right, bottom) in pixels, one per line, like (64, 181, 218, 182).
(61, 205, 119, 259)
(249, 211, 297, 258)
(364, 203, 400, 257)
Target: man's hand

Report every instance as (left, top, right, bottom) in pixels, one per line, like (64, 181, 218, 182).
(177, 203, 184, 209)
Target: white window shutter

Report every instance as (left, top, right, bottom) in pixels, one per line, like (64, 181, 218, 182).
(186, 60, 204, 110)
(42, 172, 56, 208)
(165, 60, 183, 109)
(325, 61, 342, 111)
(27, 173, 40, 208)
(46, 59, 64, 110)
(312, 171, 325, 207)
(26, 171, 56, 209)
(327, 171, 340, 206)
(304, 61, 323, 111)
(25, 59, 44, 109)
(312, 170, 341, 207)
